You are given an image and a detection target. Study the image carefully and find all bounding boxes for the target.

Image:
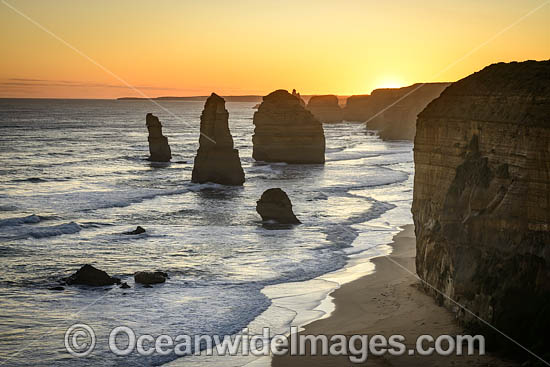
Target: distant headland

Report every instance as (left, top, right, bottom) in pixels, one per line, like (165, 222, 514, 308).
(116, 94, 350, 104)
(117, 95, 264, 102)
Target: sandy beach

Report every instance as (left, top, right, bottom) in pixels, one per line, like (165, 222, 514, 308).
(272, 225, 519, 367)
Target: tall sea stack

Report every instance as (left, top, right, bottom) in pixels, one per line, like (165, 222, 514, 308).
(146, 113, 172, 162)
(252, 90, 325, 164)
(191, 93, 245, 186)
(412, 60, 550, 358)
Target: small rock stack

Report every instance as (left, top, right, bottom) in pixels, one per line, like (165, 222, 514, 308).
(256, 188, 301, 224)
(191, 93, 245, 186)
(146, 113, 172, 162)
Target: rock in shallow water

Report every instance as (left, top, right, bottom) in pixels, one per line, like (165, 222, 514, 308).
(256, 188, 301, 224)
(191, 93, 245, 186)
(253, 90, 325, 164)
(123, 226, 146, 235)
(134, 271, 168, 285)
(65, 264, 120, 286)
(146, 113, 172, 162)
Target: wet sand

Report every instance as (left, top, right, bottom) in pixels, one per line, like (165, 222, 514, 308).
(272, 225, 518, 367)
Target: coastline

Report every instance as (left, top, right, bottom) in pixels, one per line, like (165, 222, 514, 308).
(272, 224, 519, 367)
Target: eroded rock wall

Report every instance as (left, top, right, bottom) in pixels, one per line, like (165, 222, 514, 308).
(412, 60, 550, 358)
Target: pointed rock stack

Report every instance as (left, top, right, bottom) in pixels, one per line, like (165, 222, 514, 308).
(146, 113, 172, 162)
(252, 90, 325, 164)
(191, 93, 245, 186)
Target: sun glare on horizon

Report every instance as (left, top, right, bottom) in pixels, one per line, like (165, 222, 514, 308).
(372, 77, 405, 91)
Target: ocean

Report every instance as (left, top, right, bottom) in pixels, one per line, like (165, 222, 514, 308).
(0, 98, 414, 366)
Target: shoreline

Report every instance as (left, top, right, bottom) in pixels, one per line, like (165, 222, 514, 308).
(272, 224, 519, 367)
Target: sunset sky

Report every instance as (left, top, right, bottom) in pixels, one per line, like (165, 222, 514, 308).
(1, 0, 549, 99)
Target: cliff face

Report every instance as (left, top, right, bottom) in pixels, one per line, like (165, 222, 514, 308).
(146, 113, 172, 162)
(252, 90, 325, 164)
(343, 83, 450, 140)
(412, 60, 550, 357)
(306, 95, 343, 123)
(191, 93, 245, 185)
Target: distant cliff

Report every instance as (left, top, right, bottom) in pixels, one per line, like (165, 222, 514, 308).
(344, 83, 450, 140)
(118, 95, 264, 102)
(412, 60, 550, 359)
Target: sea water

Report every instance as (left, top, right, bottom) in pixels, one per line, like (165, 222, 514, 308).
(0, 99, 413, 366)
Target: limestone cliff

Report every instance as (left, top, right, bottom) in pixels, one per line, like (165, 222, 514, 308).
(191, 93, 245, 185)
(146, 113, 172, 162)
(343, 83, 450, 140)
(306, 95, 343, 123)
(412, 60, 550, 358)
(252, 90, 325, 164)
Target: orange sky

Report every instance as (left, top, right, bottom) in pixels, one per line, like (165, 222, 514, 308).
(0, 0, 549, 99)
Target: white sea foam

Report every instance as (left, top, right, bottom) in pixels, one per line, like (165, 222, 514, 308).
(0, 214, 42, 227)
(28, 222, 81, 239)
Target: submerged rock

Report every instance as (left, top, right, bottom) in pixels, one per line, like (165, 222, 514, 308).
(134, 271, 168, 285)
(120, 282, 131, 289)
(306, 95, 343, 123)
(123, 226, 146, 235)
(412, 60, 550, 357)
(49, 286, 65, 291)
(256, 188, 301, 224)
(65, 264, 120, 286)
(191, 93, 245, 185)
(146, 113, 172, 162)
(253, 90, 325, 164)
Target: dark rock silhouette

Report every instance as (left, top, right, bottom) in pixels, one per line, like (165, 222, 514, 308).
(292, 88, 306, 107)
(134, 271, 168, 285)
(64, 264, 120, 286)
(146, 113, 172, 162)
(191, 93, 245, 186)
(343, 83, 450, 140)
(120, 282, 131, 289)
(252, 90, 325, 164)
(306, 95, 343, 123)
(412, 60, 550, 357)
(123, 226, 146, 235)
(256, 188, 301, 224)
(49, 286, 65, 291)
